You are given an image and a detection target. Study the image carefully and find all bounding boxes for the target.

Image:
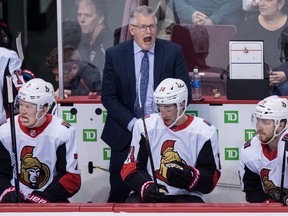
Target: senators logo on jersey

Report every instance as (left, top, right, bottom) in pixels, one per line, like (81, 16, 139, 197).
(19, 146, 50, 189)
(260, 168, 288, 201)
(155, 140, 187, 183)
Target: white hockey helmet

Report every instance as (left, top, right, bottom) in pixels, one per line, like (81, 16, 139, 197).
(154, 78, 188, 128)
(18, 78, 54, 111)
(253, 95, 288, 122)
(154, 78, 188, 107)
(252, 95, 288, 143)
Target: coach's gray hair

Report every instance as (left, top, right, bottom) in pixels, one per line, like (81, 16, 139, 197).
(129, 5, 157, 24)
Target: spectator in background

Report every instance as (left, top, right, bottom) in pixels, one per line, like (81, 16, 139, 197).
(101, 5, 191, 203)
(270, 25, 288, 95)
(170, 0, 243, 27)
(62, 19, 82, 49)
(76, 0, 113, 79)
(236, 0, 288, 70)
(242, 0, 260, 19)
(46, 46, 101, 99)
(121, 78, 221, 203)
(0, 78, 81, 203)
(239, 95, 288, 203)
(243, 0, 260, 12)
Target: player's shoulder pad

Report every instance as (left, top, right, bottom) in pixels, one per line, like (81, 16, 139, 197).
(244, 140, 252, 149)
(61, 120, 71, 129)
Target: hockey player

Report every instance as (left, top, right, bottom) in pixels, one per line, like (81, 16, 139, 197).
(0, 47, 24, 125)
(0, 78, 81, 203)
(0, 21, 35, 125)
(121, 78, 221, 203)
(239, 95, 288, 203)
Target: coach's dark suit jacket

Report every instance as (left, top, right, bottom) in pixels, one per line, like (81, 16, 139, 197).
(101, 38, 191, 152)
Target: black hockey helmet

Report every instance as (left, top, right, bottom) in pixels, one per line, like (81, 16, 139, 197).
(0, 20, 12, 49)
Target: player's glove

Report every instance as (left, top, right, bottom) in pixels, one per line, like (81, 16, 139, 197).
(26, 192, 50, 204)
(141, 181, 168, 203)
(166, 161, 200, 191)
(0, 187, 25, 203)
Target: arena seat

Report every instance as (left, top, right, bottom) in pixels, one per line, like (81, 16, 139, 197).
(171, 24, 236, 96)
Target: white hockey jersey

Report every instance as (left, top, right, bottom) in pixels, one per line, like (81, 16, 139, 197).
(0, 47, 24, 125)
(0, 114, 81, 202)
(239, 131, 288, 202)
(122, 113, 221, 199)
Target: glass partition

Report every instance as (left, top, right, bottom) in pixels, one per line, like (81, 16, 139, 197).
(56, 0, 288, 98)
(56, 0, 174, 99)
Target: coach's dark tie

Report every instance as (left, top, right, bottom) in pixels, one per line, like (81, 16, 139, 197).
(134, 50, 149, 118)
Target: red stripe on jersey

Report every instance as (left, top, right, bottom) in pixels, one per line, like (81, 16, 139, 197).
(59, 172, 81, 194)
(261, 144, 277, 161)
(121, 162, 137, 180)
(18, 114, 52, 137)
(170, 115, 193, 131)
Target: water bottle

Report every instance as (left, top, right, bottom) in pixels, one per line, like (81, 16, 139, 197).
(191, 67, 202, 101)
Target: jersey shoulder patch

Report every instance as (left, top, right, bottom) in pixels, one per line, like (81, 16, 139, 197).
(203, 119, 212, 126)
(61, 120, 71, 129)
(244, 140, 252, 149)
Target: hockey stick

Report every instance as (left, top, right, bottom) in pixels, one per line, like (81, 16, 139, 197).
(6, 75, 20, 203)
(16, 32, 24, 63)
(88, 161, 109, 173)
(280, 140, 288, 205)
(140, 108, 158, 187)
(137, 72, 158, 189)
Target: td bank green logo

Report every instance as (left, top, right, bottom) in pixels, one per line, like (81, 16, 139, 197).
(103, 110, 107, 123)
(225, 148, 239, 160)
(103, 147, 111, 160)
(224, 111, 238, 123)
(83, 129, 97, 142)
(186, 110, 198, 116)
(245, 129, 256, 141)
(62, 110, 77, 123)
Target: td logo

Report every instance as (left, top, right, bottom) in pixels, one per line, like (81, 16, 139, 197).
(83, 129, 97, 142)
(245, 129, 256, 142)
(186, 110, 198, 116)
(225, 148, 239, 160)
(103, 147, 111, 160)
(62, 110, 77, 123)
(103, 110, 107, 123)
(224, 111, 238, 123)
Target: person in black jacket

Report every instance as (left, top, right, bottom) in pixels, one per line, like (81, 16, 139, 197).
(76, 0, 113, 80)
(270, 25, 288, 96)
(46, 46, 101, 99)
(101, 5, 191, 203)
